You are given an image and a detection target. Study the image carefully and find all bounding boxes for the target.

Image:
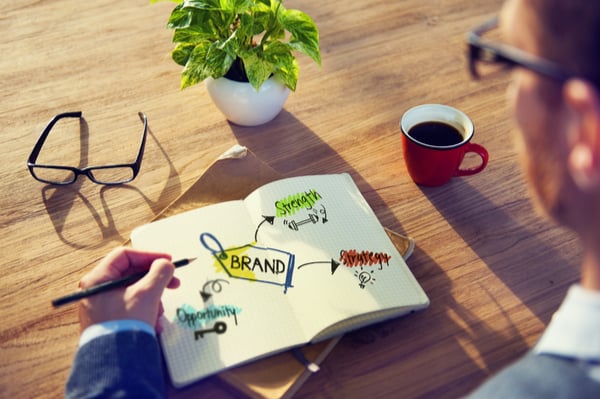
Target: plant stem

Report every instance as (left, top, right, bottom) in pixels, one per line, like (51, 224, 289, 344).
(260, 0, 283, 48)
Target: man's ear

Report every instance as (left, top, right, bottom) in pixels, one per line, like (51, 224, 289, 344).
(563, 79, 600, 191)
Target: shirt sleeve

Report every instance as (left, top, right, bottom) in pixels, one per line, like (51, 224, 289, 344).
(79, 319, 155, 347)
(534, 284, 600, 360)
(66, 321, 165, 399)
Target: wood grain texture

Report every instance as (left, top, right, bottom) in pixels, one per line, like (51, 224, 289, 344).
(0, 0, 580, 398)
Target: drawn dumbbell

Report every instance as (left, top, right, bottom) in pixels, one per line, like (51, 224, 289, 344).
(287, 213, 319, 231)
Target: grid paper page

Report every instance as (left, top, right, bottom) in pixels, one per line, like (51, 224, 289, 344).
(131, 174, 429, 387)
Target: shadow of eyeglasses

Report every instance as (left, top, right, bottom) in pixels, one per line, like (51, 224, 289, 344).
(41, 123, 181, 249)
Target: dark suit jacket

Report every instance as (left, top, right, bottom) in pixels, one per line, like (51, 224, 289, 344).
(467, 353, 600, 398)
(65, 330, 165, 398)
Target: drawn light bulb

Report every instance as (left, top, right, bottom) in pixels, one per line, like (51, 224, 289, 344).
(358, 271, 372, 289)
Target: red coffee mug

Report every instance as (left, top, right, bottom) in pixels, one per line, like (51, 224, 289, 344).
(400, 104, 488, 187)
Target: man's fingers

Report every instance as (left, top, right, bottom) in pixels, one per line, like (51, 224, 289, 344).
(79, 247, 171, 289)
(134, 258, 176, 300)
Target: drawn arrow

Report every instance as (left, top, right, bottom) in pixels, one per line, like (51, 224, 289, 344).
(254, 215, 275, 242)
(200, 291, 212, 302)
(199, 279, 229, 302)
(297, 259, 341, 275)
(320, 205, 328, 224)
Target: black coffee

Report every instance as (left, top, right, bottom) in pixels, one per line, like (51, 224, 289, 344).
(408, 121, 464, 146)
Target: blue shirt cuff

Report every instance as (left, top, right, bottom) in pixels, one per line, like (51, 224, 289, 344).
(79, 320, 156, 348)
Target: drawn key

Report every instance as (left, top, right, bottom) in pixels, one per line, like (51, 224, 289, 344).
(194, 321, 227, 340)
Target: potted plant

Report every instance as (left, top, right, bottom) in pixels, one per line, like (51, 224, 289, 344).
(153, 0, 321, 126)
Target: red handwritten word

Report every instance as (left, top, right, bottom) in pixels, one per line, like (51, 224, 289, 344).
(339, 249, 392, 269)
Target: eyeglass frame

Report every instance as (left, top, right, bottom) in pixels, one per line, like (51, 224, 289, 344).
(27, 111, 148, 186)
(467, 16, 576, 84)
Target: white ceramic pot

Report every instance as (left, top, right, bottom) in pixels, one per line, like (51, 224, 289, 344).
(205, 76, 291, 126)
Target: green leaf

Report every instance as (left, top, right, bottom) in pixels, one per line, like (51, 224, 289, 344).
(257, 0, 284, 44)
(172, 4, 232, 44)
(242, 51, 274, 91)
(182, 0, 220, 10)
(172, 43, 195, 66)
(181, 41, 234, 89)
(265, 42, 298, 91)
(280, 9, 321, 66)
(155, 0, 320, 90)
(172, 23, 216, 43)
(206, 43, 235, 77)
(167, 4, 192, 29)
(219, 0, 252, 13)
(236, 13, 260, 43)
(180, 42, 211, 88)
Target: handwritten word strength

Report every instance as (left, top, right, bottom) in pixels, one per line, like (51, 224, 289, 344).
(275, 189, 322, 217)
(339, 249, 392, 269)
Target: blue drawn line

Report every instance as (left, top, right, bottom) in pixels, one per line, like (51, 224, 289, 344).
(199, 232, 295, 293)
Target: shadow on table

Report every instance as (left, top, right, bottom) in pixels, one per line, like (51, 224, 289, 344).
(227, 110, 527, 398)
(227, 110, 398, 212)
(41, 123, 181, 249)
(419, 179, 578, 322)
(296, 244, 525, 398)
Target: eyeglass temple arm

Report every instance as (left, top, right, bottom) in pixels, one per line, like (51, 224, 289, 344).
(132, 112, 148, 170)
(27, 111, 83, 164)
(471, 16, 499, 37)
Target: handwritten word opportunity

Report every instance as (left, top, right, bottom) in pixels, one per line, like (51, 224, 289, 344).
(339, 249, 392, 269)
(275, 189, 322, 217)
(176, 304, 240, 329)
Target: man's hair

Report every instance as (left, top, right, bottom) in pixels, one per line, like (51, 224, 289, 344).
(528, 0, 600, 88)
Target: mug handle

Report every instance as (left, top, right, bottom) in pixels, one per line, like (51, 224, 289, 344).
(456, 143, 489, 176)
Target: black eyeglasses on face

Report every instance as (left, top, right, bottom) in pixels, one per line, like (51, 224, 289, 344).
(27, 111, 148, 185)
(467, 16, 573, 83)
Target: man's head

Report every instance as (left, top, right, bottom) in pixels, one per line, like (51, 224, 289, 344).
(519, 0, 600, 89)
(499, 0, 600, 242)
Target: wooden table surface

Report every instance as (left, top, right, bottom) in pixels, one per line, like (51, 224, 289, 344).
(1, 0, 581, 398)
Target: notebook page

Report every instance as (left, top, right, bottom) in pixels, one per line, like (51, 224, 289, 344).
(131, 200, 306, 387)
(243, 173, 429, 340)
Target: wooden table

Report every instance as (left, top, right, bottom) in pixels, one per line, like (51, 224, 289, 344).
(1, 0, 581, 398)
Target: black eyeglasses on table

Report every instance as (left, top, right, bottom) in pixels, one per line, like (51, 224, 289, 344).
(467, 16, 574, 83)
(27, 111, 148, 185)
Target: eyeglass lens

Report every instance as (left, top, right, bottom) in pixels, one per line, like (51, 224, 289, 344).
(88, 167, 136, 184)
(470, 45, 515, 80)
(31, 165, 136, 185)
(469, 19, 516, 80)
(29, 112, 146, 185)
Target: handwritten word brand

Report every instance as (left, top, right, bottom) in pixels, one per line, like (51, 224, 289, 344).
(176, 304, 240, 329)
(231, 255, 286, 274)
(339, 249, 392, 269)
(275, 189, 322, 217)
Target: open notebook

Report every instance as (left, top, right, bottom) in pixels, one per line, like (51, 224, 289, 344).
(133, 145, 428, 397)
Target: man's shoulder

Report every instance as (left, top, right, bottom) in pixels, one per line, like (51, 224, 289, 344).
(466, 353, 600, 399)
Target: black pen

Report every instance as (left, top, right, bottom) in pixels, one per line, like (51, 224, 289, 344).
(51, 258, 196, 308)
